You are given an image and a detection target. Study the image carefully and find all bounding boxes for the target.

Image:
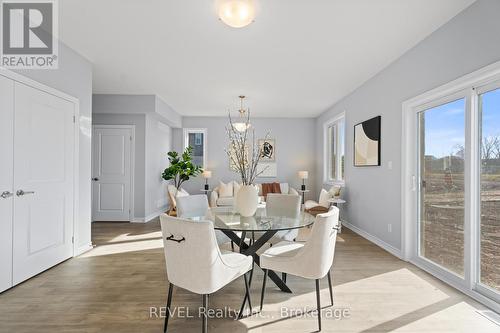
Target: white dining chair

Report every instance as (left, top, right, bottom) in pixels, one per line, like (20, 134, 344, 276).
(176, 194, 233, 248)
(259, 207, 339, 332)
(160, 214, 253, 333)
(263, 193, 302, 283)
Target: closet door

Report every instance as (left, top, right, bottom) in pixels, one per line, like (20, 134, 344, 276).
(12, 82, 75, 285)
(0, 76, 14, 292)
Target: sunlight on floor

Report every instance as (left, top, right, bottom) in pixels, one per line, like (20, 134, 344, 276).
(242, 268, 498, 332)
(394, 302, 499, 332)
(107, 231, 162, 243)
(79, 238, 163, 257)
(332, 268, 450, 330)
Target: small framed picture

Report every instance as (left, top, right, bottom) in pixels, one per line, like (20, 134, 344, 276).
(258, 139, 275, 161)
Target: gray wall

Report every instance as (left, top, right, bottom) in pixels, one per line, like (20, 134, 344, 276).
(155, 96, 182, 128)
(92, 113, 147, 219)
(14, 41, 93, 252)
(145, 114, 172, 218)
(316, 0, 500, 251)
(174, 117, 317, 197)
(93, 94, 155, 114)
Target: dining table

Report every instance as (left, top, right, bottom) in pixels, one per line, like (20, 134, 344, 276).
(188, 206, 315, 294)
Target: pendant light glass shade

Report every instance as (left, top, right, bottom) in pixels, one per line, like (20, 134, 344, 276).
(217, 0, 256, 28)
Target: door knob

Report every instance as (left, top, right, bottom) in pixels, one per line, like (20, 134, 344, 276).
(1, 191, 13, 199)
(16, 190, 35, 196)
(92, 177, 99, 181)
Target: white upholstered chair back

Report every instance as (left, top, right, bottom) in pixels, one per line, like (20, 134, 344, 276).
(176, 194, 209, 218)
(176, 195, 232, 246)
(160, 214, 236, 294)
(299, 207, 339, 279)
(266, 194, 301, 218)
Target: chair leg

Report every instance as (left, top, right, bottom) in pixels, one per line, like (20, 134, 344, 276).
(260, 269, 268, 311)
(202, 294, 208, 333)
(282, 272, 287, 284)
(164, 283, 174, 333)
(315, 279, 321, 332)
(231, 241, 235, 252)
(327, 271, 334, 306)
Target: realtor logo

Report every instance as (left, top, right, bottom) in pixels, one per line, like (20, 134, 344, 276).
(1, 0, 58, 69)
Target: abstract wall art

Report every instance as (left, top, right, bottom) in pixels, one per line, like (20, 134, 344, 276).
(354, 116, 381, 166)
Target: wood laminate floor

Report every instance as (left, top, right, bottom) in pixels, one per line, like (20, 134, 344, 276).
(0, 219, 498, 333)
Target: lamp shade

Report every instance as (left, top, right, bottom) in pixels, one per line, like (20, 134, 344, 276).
(298, 171, 308, 179)
(202, 170, 212, 179)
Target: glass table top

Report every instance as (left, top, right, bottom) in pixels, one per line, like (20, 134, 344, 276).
(187, 207, 315, 232)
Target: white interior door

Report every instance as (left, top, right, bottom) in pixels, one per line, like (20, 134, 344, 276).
(13, 82, 75, 285)
(92, 127, 132, 221)
(0, 76, 14, 292)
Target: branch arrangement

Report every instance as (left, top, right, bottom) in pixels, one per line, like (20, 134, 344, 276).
(225, 109, 269, 185)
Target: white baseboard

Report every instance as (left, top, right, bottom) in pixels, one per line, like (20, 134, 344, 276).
(74, 243, 93, 256)
(131, 207, 168, 223)
(342, 220, 403, 259)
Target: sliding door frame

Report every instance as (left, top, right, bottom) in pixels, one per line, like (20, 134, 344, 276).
(402, 60, 500, 312)
(474, 80, 500, 304)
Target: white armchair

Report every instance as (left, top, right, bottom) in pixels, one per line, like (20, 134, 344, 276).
(259, 207, 340, 332)
(304, 186, 342, 215)
(160, 214, 253, 332)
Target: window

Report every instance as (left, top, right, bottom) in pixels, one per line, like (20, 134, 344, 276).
(324, 114, 345, 183)
(183, 128, 207, 168)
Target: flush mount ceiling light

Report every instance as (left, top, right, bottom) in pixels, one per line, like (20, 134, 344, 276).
(217, 0, 256, 28)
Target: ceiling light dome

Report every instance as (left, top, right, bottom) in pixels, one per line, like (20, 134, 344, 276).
(217, 0, 256, 28)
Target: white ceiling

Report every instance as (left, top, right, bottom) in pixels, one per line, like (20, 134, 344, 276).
(59, 0, 475, 117)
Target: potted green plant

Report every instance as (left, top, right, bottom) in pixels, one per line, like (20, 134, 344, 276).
(162, 146, 203, 215)
(162, 146, 203, 189)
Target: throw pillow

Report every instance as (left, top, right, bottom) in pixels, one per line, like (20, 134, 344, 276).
(329, 185, 342, 198)
(219, 181, 233, 197)
(318, 189, 331, 208)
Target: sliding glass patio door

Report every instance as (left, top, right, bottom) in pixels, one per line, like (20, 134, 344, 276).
(406, 77, 500, 308)
(417, 98, 466, 277)
(477, 84, 500, 298)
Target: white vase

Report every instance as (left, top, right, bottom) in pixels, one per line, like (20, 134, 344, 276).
(235, 185, 258, 217)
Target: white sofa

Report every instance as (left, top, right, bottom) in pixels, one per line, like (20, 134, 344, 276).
(210, 181, 299, 207)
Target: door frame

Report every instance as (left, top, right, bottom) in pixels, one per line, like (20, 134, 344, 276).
(91, 125, 135, 222)
(0, 69, 80, 258)
(402, 60, 500, 313)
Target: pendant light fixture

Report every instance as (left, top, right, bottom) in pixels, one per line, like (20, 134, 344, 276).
(232, 95, 251, 132)
(217, 0, 256, 28)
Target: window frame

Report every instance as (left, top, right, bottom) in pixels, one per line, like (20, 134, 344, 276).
(183, 128, 207, 169)
(323, 112, 345, 185)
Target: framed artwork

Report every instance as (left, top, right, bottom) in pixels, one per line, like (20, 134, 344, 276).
(354, 116, 381, 166)
(258, 138, 275, 161)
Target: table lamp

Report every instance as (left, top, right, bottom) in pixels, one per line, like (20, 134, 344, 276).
(298, 171, 308, 191)
(202, 170, 212, 190)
